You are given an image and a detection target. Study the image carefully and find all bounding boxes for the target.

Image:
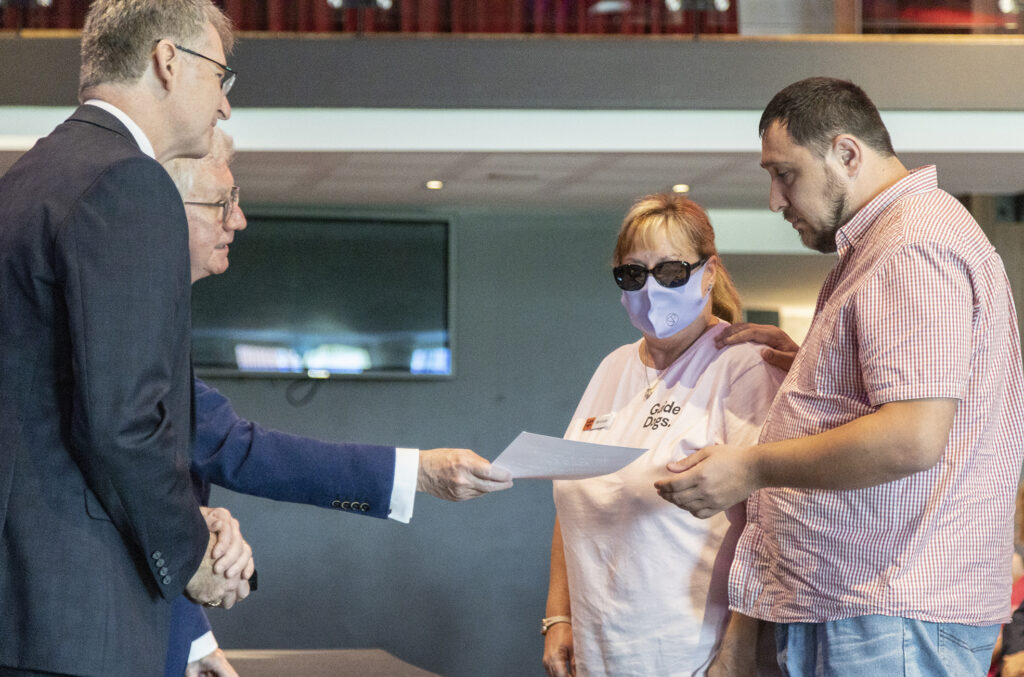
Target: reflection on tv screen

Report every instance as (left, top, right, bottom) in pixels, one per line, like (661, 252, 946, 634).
(191, 214, 451, 378)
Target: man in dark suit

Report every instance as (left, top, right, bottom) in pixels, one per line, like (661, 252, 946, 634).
(0, 2, 253, 675)
(161, 130, 515, 677)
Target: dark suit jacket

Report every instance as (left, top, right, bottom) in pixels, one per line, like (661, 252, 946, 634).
(162, 378, 397, 677)
(0, 105, 209, 676)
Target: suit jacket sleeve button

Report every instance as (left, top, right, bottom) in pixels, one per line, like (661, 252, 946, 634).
(331, 499, 342, 509)
(162, 575, 172, 585)
(152, 551, 163, 560)
(341, 501, 351, 510)
(359, 503, 370, 512)
(159, 567, 168, 576)
(156, 558, 166, 567)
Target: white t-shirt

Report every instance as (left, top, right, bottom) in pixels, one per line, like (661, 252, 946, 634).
(553, 323, 783, 677)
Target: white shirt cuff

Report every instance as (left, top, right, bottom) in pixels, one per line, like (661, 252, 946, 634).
(187, 630, 219, 664)
(388, 447, 419, 523)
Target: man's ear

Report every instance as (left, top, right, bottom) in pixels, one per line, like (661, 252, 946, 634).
(832, 135, 862, 177)
(151, 39, 178, 92)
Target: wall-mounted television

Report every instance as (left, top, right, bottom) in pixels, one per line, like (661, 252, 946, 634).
(191, 209, 453, 379)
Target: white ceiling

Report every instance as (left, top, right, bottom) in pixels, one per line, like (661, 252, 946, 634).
(230, 150, 764, 209)
(0, 148, 1021, 213)
(227, 149, 1024, 211)
(2, 107, 1022, 212)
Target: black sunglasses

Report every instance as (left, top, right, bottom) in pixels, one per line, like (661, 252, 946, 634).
(613, 257, 707, 291)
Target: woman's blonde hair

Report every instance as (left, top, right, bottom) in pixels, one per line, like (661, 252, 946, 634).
(614, 193, 742, 323)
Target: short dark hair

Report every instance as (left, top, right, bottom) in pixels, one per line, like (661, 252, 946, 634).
(759, 77, 895, 158)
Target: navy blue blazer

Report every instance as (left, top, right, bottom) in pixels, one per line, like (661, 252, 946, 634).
(0, 105, 207, 676)
(163, 378, 397, 676)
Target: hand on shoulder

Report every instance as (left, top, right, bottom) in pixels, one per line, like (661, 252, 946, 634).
(715, 322, 799, 371)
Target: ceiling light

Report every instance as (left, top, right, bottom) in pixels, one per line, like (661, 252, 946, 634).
(672, 183, 690, 194)
(424, 180, 444, 190)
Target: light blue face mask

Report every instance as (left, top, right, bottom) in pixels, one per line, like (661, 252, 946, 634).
(620, 271, 710, 339)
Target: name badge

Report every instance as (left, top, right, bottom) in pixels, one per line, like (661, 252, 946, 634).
(582, 413, 615, 432)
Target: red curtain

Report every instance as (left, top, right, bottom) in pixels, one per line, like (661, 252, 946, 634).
(0, 0, 739, 35)
(2, 0, 84, 30)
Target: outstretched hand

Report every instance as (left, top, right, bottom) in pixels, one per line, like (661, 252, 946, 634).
(715, 322, 799, 371)
(418, 448, 514, 501)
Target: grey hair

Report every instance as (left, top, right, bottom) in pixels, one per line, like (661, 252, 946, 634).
(80, 0, 234, 95)
(165, 127, 236, 200)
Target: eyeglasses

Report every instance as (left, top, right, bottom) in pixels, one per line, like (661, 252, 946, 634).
(185, 186, 240, 226)
(613, 257, 707, 291)
(174, 44, 237, 95)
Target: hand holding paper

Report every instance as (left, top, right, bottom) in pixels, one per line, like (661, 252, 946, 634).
(418, 448, 514, 501)
(493, 432, 647, 480)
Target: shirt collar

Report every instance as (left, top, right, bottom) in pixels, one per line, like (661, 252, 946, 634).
(835, 165, 939, 254)
(83, 99, 156, 160)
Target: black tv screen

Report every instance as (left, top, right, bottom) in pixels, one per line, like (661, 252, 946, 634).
(191, 211, 452, 378)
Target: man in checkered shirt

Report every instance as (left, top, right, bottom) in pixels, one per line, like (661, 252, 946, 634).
(655, 77, 1024, 676)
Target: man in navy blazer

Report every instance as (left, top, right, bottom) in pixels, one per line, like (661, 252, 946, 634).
(0, 3, 253, 675)
(161, 131, 514, 677)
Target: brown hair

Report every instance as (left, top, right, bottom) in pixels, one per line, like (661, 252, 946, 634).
(614, 193, 741, 323)
(759, 77, 895, 159)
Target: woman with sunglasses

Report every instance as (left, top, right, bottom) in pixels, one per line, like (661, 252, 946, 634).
(542, 194, 785, 677)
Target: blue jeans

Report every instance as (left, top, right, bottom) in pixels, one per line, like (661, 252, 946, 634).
(775, 615, 1000, 677)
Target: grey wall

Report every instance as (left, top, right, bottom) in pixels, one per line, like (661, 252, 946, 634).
(738, 0, 835, 34)
(201, 205, 636, 676)
(4, 34, 1024, 111)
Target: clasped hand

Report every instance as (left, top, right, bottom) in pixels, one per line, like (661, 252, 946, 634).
(654, 444, 759, 518)
(184, 506, 255, 609)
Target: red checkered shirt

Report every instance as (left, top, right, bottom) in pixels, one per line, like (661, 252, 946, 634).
(730, 166, 1024, 626)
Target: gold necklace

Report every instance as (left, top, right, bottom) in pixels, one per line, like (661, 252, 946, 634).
(640, 342, 663, 400)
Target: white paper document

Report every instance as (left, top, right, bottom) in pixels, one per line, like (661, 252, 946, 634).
(493, 431, 647, 480)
